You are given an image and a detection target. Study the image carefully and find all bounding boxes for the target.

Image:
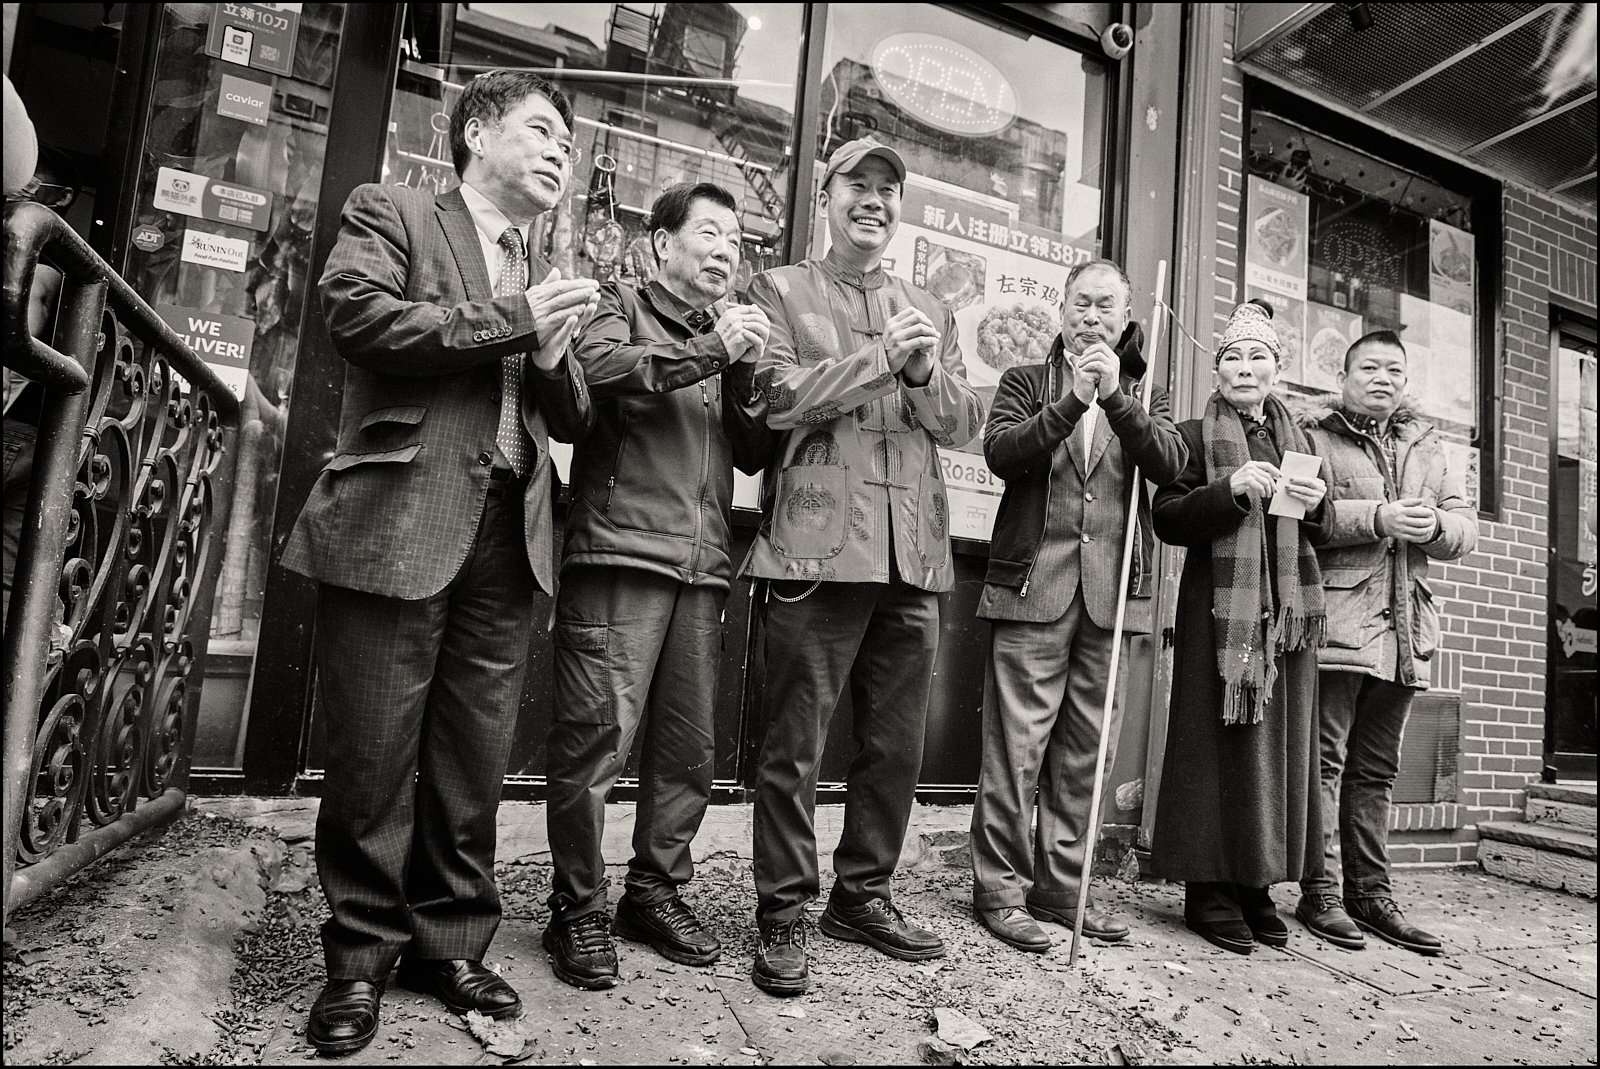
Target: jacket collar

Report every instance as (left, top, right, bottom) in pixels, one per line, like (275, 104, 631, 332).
(1293, 391, 1430, 443)
(641, 280, 718, 332)
(819, 246, 887, 290)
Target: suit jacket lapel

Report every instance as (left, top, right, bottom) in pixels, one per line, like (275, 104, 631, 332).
(1085, 405, 1114, 477)
(435, 188, 494, 301)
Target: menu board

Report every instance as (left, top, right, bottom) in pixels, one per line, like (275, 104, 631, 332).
(1244, 175, 1309, 302)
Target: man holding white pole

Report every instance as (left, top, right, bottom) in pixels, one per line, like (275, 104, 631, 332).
(970, 260, 1186, 953)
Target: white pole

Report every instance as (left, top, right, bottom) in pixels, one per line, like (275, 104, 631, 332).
(1068, 258, 1168, 966)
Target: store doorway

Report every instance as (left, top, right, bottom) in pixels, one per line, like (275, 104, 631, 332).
(1548, 316, 1597, 782)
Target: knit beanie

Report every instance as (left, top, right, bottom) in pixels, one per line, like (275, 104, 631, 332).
(1217, 298, 1281, 363)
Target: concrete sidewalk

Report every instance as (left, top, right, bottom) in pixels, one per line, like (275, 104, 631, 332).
(3, 798, 1594, 1065)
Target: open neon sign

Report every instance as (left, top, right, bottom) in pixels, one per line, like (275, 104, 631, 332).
(870, 32, 1017, 136)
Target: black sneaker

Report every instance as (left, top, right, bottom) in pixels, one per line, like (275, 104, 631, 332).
(614, 894, 721, 967)
(542, 906, 620, 990)
(1346, 897, 1443, 956)
(819, 897, 945, 961)
(752, 916, 809, 997)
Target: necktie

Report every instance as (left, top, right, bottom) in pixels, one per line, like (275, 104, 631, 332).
(495, 227, 533, 477)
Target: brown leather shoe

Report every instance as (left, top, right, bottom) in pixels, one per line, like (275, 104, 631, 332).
(1295, 894, 1365, 950)
(1026, 902, 1131, 942)
(975, 906, 1051, 953)
(820, 897, 945, 961)
(394, 958, 521, 1018)
(307, 979, 383, 1055)
(1347, 897, 1443, 956)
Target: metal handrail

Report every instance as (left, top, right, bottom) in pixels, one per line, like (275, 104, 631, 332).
(2, 200, 240, 919)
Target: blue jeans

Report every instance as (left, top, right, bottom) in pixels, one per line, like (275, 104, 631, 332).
(1300, 671, 1413, 902)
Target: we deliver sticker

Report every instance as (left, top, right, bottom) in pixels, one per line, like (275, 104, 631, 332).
(156, 304, 255, 401)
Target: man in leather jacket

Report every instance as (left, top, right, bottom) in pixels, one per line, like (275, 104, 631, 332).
(542, 182, 772, 990)
(971, 259, 1186, 952)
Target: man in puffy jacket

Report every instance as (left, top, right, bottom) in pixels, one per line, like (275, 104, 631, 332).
(971, 259, 1186, 953)
(1294, 329, 1477, 956)
(742, 137, 981, 997)
(543, 182, 772, 990)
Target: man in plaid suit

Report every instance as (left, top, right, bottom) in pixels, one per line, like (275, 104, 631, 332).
(282, 71, 596, 1055)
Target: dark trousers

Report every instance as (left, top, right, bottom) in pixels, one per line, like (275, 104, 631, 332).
(1300, 670, 1412, 902)
(546, 565, 721, 916)
(752, 577, 939, 926)
(312, 488, 534, 980)
(970, 593, 1121, 911)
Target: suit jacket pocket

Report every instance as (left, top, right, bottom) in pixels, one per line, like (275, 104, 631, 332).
(359, 404, 428, 430)
(552, 621, 614, 724)
(771, 463, 848, 559)
(322, 443, 423, 472)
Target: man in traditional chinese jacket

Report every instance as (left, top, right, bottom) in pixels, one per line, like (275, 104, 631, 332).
(740, 137, 982, 997)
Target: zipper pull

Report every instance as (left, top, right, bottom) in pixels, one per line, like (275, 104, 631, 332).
(1020, 579, 1030, 598)
(701, 381, 710, 406)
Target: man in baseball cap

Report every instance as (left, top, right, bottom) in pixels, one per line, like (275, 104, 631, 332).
(740, 132, 981, 996)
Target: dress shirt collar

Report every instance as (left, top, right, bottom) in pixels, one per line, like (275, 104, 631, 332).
(458, 181, 531, 254)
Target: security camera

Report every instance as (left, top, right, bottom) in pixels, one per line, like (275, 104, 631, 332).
(1101, 22, 1134, 61)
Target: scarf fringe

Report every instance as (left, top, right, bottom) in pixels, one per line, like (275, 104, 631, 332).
(1277, 607, 1326, 652)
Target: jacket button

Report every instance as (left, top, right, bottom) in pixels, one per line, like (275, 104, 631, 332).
(1381, 607, 1393, 619)
(1081, 532, 1091, 543)
(478, 451, 492, 466)
(1084, 491, 1094, 502)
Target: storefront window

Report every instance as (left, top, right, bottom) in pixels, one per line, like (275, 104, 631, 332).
(1245, 111, 1483, 505)
(814, 5, 1109, 539)
(122, 3, 348, 768)
(387, 3, 804, 503)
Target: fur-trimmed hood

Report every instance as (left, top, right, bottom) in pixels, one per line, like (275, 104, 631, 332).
(1289, 391, 1430, 440)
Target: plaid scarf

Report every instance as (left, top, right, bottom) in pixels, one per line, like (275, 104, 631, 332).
(1202, 392, 1326, 725)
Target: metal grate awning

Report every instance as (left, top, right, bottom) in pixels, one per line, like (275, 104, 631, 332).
(1237, 3, 1597, 213)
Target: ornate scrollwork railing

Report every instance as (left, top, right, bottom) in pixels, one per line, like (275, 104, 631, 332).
(2, 201, 239, 917)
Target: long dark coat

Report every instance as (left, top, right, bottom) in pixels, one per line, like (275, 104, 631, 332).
(1147, 414, 1331, 887)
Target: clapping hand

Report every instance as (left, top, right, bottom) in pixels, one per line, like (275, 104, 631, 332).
(528, 268, 600, 370)
(1075, 342, 1122, 401)
(715, 303, 771, 362)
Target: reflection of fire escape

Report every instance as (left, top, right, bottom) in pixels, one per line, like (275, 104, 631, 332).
(713, 125, 784, 223)
(605, 4, 656, 73)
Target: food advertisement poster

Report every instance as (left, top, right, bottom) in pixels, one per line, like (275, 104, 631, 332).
(1301, 302, 1362, 394)
(890, 174, 1093, 540)
(1244, 176, 1309, 302)
(1428, 220, 1474, 315)
(811, 170, 1094, 540)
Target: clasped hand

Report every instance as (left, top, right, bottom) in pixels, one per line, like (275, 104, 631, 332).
(1228, 460, 1327, 511)
(525, 268, 600, 369)
(1071, 342, 1122, 403)
(885, 306, 938, 386)
(714, 303, 771, 362)
(1377, 497, 1439, 542)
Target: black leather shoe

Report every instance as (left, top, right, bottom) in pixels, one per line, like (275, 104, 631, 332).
(975, 906, 1051, 953)
(752, 916, 809, 997)
(820, 897, 945, 961)
(1346, 897, 1443, 956)
(542, 907, 620, 990)
(307, 979, 382, 1055)
(1185, 916, 1255, 955)
(1026, 902, 1131, 943)
(395, 958, 521, 1018)
(614, 894, 721, 967)
(1295, 894, 1365, 950)
(1234, 886, 1289, 948)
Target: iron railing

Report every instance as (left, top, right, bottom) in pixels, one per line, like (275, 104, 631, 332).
(2, 201, 240, 918)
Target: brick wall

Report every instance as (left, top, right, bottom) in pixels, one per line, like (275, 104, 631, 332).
(1211, 6, 1599, 866)
(1444, 189, 1597, 834)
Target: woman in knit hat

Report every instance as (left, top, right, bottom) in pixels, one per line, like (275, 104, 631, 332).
(1146, 299, 1333, 954)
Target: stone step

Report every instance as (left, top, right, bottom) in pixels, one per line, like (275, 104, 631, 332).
(1527, 795, 1598, 833)
(1526, 782, 1598, 807)
(1478, 820, 1597, 898)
